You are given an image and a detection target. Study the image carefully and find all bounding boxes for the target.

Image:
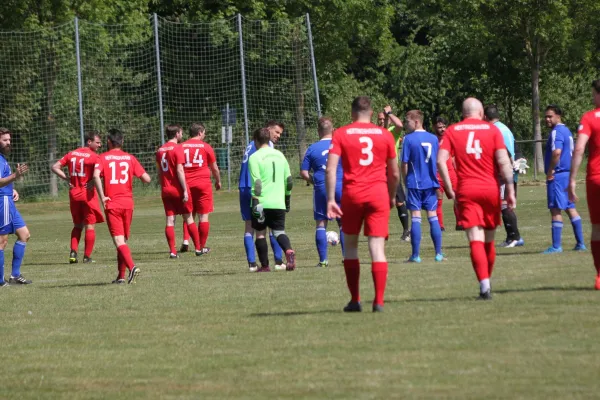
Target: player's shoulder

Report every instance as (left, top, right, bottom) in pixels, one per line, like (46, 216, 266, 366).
(557, 124, 572, 135)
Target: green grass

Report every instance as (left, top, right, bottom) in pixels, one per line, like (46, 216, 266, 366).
(1, 184, 599, 399)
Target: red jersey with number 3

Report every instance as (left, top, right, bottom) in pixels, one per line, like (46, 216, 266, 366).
(156, 142, 185, 197)
(58, 147, 99, 201)
(577, 108, 600, 182)
(95, 149, 146, 210)
(181, 139, 216, 188)
(329, 121, 396, 201)
(440, 118, 505, 193)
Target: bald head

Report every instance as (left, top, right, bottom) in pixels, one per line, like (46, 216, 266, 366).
(462, 97, 484, 120)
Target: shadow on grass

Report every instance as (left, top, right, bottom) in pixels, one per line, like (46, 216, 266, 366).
(44, 282, 113, 288)
(250, 310, 340, 317)
(187, 270, 245, 277)
(496, 251, 544, 256)
(387, 296, 474, 303)
(494, 286, 594, 293)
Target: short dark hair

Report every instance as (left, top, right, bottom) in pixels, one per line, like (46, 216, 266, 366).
(189, 123, 205, 137)
(435, 116, 448, 126)
(85, 131, 101, 143)
(253, 127, 271, 146)
(592, 79, 600, 93)
(107, 128, 123, 147)
(545, 104, 563, 116)
(166, 124, 182, 140)
(0, 127, 12, 137)
(265, 120, 285, 131)
(318, 117, 333, 135)
(484, 104, 500, 120)
(351, 96, 372, 114)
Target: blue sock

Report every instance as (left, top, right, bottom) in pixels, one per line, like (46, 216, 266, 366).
(552, 220, 563, 249)
(244, 233, 255, 263)
(0, 249, 4, 283)
(339, 228, 345, 258)
(315, 227, 328, 263)
(411, 217, 422, 258)
(12, 241, 26, 277)
(270, 233, 283, 261)
(428, 216, 443, 255)
(571, 216, 584, 246)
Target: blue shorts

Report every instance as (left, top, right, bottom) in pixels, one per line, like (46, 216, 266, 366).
(547, 172, 574, 210)
(239, 187, 252, 221)
(0, 196, 26, 235)
(313, 186, 342, 221)
(407, 188, 438, 211)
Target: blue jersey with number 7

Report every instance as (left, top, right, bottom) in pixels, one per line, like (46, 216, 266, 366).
(401, 130, 440, 190)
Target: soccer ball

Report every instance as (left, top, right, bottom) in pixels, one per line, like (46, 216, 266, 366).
(326, 231, 339, 246)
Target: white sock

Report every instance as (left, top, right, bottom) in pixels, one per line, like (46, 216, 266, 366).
(479, 278, 490, 293)
(183, 240, 189, 245)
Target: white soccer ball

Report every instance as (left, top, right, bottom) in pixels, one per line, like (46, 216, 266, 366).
(326, 231, 339, 246)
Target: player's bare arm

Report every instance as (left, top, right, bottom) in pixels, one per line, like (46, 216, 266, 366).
(546, 148, 562, 181)
(93, 168, 110, 206)
(325, 152, 342, 219)
(437, 149, 454, 199)
(383, 105, 403, 129)
(401, 162, 408, 185)
(386, 157, 400, 209)
(176, 163, 188, 202)
(569, 134, 589, 203)
(12, 189, 19, 201)
(51, 160, 69, 182)
(209, 162, 222, 190)
(299, 169, 313, 185)
(140, 172, 151, 184)
(495, 148, 516, 209)
(0, 163, 28, 188)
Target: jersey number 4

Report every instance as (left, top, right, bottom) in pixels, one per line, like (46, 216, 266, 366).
(466, 131, 482, 159)
(359, 136, 374, 166)
(184, 148, 204, 167)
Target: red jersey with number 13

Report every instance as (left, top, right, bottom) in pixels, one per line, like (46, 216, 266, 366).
(95, 149, 146, 210)
(156, 143, 185, 197)
(440, 118, 505, 193)
(58, 147, 100, 201)
(181, 139, 216, 188)
(329, 121, 396, 201)
(577, 108, 600, 182)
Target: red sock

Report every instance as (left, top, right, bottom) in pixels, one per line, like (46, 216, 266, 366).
(371, 262, 388, 306)
(469, 241, 489, 281)
(453, 204, 461, 227)
(484, 241, 496, 277)
(84, 229, 95, 258)
(343, 259, 360, 302)
(117, 251, 126, 279)
(436, 198, 444, 229)
(165, 226, 176, 254)
(199, 222, 210, 248)
(187, 222, 201, 251)
(70, 227, 83, 252)
(117, 244, 135, 272)
(592, 241, 600, 275)
(182, 220, 190, 243)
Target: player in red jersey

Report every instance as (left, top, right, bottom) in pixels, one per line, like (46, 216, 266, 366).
(438, 98, 515, 300)
(569, 79, 600, 289)
(327, 96, 400, 313)
(433, 116, 461, 231)
(179, 123, 221, 255)
(51, 132, 105, 264)
(156, 124, 203, 258)
(93, 129, 151, 284)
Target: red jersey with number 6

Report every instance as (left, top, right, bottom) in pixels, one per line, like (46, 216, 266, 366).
(95, 149, 146, 210)
(156, 143, 185, 197)
(181, 139, 216, 188)
(58, 147, 100, 201)
(329, 121, 396, 201)
(577, 108, 600, 183)
(440, 118, 505, 193)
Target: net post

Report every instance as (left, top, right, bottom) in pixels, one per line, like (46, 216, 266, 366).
(153, 13, 165, 144)
(306, 13, 321, 118)
(238, 14, 250, 146)
(75, 17, 85, 146)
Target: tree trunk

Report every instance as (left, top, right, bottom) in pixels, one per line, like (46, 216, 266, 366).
(531, 63, 543, 175)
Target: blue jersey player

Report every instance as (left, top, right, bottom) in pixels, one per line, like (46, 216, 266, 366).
(0, 128, 32, 287)
(239, 120, 285, 272)
(543, 105, 585, 254)
(300, 117, 344, 267)
(400, 110, 444, 263)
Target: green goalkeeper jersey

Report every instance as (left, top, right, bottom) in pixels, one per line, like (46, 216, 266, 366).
(249, 146, 292, 210)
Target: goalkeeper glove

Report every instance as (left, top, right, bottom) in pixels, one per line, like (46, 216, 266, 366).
(251, 199, 265, 223)
(285, 195, 291, 213)
(513, 158, 529, 174)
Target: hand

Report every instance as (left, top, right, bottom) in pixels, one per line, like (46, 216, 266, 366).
(215, 181, 222, 191)
(252, 203, 265, 222)
(383, 105, 392, 114)
(327, 201, 342, 219)
(389, 197, 395, 209)
(506, 191, 517, 210)
(445, 188, 455, 200)
(546, 172, 555, 182)
(568, 180, 579, 203)
(12, 189, 19, 202)
(182, 191, 188, 203)
(100, 196, 111, 207)
(513, 158, 529, 174)
(15, 163, 28, 178)
(69, 183, 75, 189)
(85, 181, 94, 190)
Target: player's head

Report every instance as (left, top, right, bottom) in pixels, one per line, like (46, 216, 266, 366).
(166, 124, 183, 142)
(265, 120, 284, 144)
(318, 117, 334, 139)
(86, 131, 102, 152)
(403, 110, 424, 134)
(592, 79, 600, 107)
(189, 123, 206, 140)
(434, 116, 448, 136)
(107, 128, 123, 150)
(253, 127, 271, 147)
(462, 97, 484, 120)
(376, 112, 386, 127)
(351, 96, 373, 122)
(483, 104, 500, 122)
(0, 127, 12, 155)
(544, 105, 563, 128)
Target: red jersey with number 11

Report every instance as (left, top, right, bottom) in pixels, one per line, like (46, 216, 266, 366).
(181, 138, 216, 188)
(577, 108, 600, 182)
(58, 147, 100, 201)
(156, 142, 185, 197)
(95, 149, 146, 210)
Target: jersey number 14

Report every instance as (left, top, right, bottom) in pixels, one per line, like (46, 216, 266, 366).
(184, 148, 204, 167)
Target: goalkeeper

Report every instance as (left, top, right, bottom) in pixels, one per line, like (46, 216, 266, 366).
(248, 127, 296, 272)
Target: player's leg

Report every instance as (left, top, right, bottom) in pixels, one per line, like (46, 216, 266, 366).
(269, 230, 284, 267)
(566, 207, 585, 250)
(340, 198, 363, 312)
(182, 211, 201, 253)
(195, 185, 213, 255)
(396, 182, 410, 241)
(0, 234, 8, 286)
(587, 181, 600, 288)
(406, 189, 422, 262)
(253, 228, 270, 272)
(165, 214, 178, 258)
(425, 189, 443, 260)
(336, 219, 345, 259)
(69, 197, 83, 263)
(334, 187, 345, 258)
(83, 223, 96, 263)
(436, 188, 445, 231)
(591, 224, 600, 289)
(315, 220, 328, 267)
(484, 229, 496, 278)
(181, 219, 190, 251)
(467, 226, 491, 298)
(364, 195, 391, 312)
(197, 213, 211, 255)
(9, 225, 31, 284)
(240, 188, 256, 269)
(545, 178, 565, 253)
(266, 209, 295, 271)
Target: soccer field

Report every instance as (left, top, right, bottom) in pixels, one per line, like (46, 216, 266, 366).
(1, 183, 599, 399)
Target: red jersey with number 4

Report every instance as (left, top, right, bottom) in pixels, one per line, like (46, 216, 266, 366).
(440, 118, 505, 193)
(58, 147, 99, 201)
(156, 142, 185, 197)
(329, 121, 396, 201)
(95, 149, 146, 210)
(181, 139, 216, 188)
(577, 108, 600, 182)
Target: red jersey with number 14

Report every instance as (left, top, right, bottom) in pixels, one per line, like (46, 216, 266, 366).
(577, 108, 600, 182)
(440, 118, 505, 193)
(156, 142, 185, 197)
(329, 121, 396, 201)
(58, 147, 100, 201)
(95, 149, 146, 210)
(181, 139, 216, 188)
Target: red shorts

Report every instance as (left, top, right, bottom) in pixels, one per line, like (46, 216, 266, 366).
(189, 184, 213, 214)
(341, 193, 390, 237)
(161, 193, 193, 216)
(456, 188, 501, 230)
(587, 179, 600, 224)
(437, 175, 457, 199)
(105, 208, 133, 239)
(70, 196, 104, 225)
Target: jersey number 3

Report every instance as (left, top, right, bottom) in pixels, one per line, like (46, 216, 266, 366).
(359, 136, 374, 166)
(466, 131, 482, 160)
